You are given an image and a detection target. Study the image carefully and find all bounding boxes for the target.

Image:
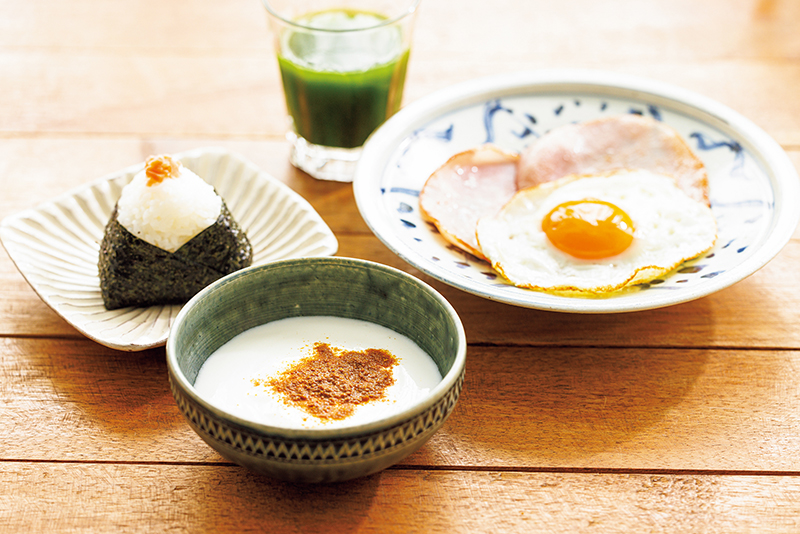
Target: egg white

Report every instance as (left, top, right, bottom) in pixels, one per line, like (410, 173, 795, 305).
(475, 169, 717, 294)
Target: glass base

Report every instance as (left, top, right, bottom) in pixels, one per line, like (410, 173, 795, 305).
(288, 132, 362, 183)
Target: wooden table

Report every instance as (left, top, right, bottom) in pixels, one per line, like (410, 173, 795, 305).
(3, 0, 800, 531)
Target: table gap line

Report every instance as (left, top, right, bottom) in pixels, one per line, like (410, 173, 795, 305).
(470, 342, 800, 352)
(0, 458, 233, 467)
(0, 132, 798, 151)
(0, 131, 287, 141)
(1, 334, 798, 353)
(3, 458, 800, 478)
(392, 465, 800, 477)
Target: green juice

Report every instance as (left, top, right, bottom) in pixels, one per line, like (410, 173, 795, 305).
(277, 10, 410, 149)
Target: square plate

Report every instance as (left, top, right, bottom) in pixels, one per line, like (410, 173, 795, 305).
(1, 147, 338, 350)
(354, 70, 800, 313)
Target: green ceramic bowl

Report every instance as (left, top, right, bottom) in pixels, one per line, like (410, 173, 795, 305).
(166, 257, 466, 483)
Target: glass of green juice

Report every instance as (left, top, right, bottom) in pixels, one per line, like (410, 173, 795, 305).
(262, 0, 420, 182)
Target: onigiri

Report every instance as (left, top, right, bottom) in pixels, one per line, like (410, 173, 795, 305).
(98, 154, 253, 310)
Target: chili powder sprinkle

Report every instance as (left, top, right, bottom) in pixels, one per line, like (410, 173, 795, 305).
(263, 342, 399, 421)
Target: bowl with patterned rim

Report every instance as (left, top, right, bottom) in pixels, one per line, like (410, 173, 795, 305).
(166, 256, 467, 483)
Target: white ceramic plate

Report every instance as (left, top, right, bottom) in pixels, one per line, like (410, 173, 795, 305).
(0, 147, 338, 350)
(354, 69, 800, 313)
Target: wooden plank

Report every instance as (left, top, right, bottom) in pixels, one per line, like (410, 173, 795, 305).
(2, 231, 799, 348)
(2, 464, 799, 533)
(3, 0, 799, 68)
(3, 337, 800, 472)
(0, 0, 269, 50)
(0, 2, 800, 144)
(3, 52, 800, 147)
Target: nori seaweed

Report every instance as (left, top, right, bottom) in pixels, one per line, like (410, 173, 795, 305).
(98, 199, 253, 310)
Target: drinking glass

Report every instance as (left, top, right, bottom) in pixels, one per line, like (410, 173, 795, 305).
(262, 0, 420, 182)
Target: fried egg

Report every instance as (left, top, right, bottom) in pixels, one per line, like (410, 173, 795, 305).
(476, 169, 717, 294)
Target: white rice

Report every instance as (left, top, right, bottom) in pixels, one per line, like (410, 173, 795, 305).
(116, 165, 222, 253)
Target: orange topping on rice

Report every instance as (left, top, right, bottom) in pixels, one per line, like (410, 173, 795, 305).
(145, 155, 182, 186)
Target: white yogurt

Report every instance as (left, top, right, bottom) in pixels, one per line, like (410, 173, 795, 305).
(193, 316, 442, 429)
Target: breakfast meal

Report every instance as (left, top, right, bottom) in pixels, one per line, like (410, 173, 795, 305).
(193, 315, 442, 430)
(419, 114, 718, 295)
(98, 154, 253, 309)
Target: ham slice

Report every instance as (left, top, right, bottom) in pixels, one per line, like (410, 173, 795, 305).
(517, 114, 709, 205)
(419, 144, 519, 259)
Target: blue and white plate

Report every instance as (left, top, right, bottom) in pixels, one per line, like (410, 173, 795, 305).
(353, 70, 800, 313)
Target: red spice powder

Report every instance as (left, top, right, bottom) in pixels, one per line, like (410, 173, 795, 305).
(265, 342, 399, 421)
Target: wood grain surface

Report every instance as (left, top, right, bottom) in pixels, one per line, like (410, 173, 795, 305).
(2, 0, 799, 532)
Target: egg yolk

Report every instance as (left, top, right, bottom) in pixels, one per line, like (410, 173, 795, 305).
(542, 199, 634, 259)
